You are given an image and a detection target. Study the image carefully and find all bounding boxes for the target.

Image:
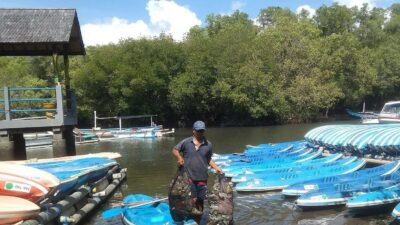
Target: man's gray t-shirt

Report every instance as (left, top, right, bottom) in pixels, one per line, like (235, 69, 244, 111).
(174, 137, 212, 181)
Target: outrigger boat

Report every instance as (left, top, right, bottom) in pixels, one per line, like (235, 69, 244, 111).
(82, 111, 174, 140)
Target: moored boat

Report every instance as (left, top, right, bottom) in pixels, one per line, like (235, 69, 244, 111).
(296, 173, 400, 208)
(232, 156, 356, 183)
(378, 101, 400, 123)
(347, 185, 400, 213)
(282, 161, 400, 196)
(225, 153, 342, 178)
(234, 160, 366, 192)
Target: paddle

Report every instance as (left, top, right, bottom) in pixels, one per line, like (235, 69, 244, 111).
(102, 197, 168, 219)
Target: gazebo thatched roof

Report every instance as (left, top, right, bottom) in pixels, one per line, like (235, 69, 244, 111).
(0, 8, 85, 56)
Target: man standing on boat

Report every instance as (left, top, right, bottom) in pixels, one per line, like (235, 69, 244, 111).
(171, 120, 223, 220)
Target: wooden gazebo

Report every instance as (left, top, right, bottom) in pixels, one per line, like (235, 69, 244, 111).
(0, 8, 85, 160)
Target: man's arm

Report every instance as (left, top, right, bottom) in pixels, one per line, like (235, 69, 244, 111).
(209, 159, 223, 174)
(172, 148, 184, 166)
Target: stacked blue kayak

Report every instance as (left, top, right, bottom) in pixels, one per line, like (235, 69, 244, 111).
(304, 124, 400, 153)
(215, 141, 323, 175)
(213, 141, 310, 166)
(212, 139, 400, 215)
(232, 156, 357, 183)
(23, 157, 118, 199)
(235, 160, 366, 192)
(225, 153, 342, 178)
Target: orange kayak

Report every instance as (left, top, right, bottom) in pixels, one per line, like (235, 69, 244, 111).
(0, 173, 49, 202)
(0, 163, 60, 189)
(0, 196, 40, 224)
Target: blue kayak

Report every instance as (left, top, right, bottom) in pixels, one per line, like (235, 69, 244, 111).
(24, 157, 118, 198)
(213, 140, 307, 162)
(231, 156, 356, 183)
(347, 185, 400, 211)
(216, 146, 312, 167)
(282, 161, 400, 196)
(243, 140, 307, 153)
(220, 151, 321, 173)
(224, 153, 342, 178)
(234, 160, 366, 192)
(213, 144, 307, 165)
(296, 172, 400, 208)
(122, 194, 195, 225)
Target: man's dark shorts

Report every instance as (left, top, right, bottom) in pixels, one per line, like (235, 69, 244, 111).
(191, 183, 207, 201)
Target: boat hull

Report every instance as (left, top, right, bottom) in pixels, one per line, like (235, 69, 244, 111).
(0, 173, 49, 202)
(0, 196, 40, 224)
(0, 163, 60, 190)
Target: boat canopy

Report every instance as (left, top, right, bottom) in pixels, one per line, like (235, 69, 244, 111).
(381, 101, 400, 114)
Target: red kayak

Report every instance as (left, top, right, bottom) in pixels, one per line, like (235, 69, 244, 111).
(0, 163, 60, 190)
(0, 173, 49, 202)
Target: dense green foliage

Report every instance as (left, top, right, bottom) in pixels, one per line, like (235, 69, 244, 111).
(2, 3, 400, 126)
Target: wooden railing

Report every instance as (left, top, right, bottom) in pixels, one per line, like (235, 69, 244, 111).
(0, 85, 77, 130)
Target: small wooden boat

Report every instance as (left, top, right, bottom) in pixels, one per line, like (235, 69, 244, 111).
(0, 196, 40, 224)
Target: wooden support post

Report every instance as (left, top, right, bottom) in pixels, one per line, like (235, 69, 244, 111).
(52, 126, 76, 157)
(0, 132, 26, 160)
(52, 53, 59, 84)
(11, 133, 26, 160)
(64, 126, 76, 156)
(0, 133, 13, 161)
(64, 55, 71, 110)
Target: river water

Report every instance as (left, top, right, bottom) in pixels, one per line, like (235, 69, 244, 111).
(28, 123, 395, 225)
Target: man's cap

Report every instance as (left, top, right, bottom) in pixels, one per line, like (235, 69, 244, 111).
(193, 120, 206, 131)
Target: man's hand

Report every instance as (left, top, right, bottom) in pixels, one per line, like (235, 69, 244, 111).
(215, 168, 223, 174)
(177, 158, 184, 166)
(209, 160, 223, 174)
(172, 148, 184, 166)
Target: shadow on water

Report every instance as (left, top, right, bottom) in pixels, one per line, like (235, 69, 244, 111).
(26, 122, 397, 225)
